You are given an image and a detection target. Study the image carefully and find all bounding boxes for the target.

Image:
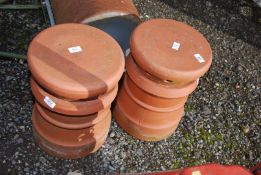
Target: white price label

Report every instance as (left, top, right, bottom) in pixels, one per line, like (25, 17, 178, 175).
(125, 48, 131, 57)
(192, 171, 202, 175)
(172, 42, 181, 50)
(68, 46, 82, 53)
(44, 96, 56, 109)
(196, 78, 200, 85)
(194, 54, 205, 63)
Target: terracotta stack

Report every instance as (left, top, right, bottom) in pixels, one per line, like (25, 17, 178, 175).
(51, 0, 140, 55)
(114, 19, 212, 141)
(28, 24, 124, 159)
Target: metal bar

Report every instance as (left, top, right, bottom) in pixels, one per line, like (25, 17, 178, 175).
(253, 0, 261, 8)
(0, 0, 8, 4)
(0, 0, 55, 62)
(40, 0, 48, 24)
(43, 0, 55, 26)
(0, 4, 41, 9)
(0, 51, 27, 60)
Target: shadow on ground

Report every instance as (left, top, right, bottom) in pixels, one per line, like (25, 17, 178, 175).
(160, 0, 261, 48)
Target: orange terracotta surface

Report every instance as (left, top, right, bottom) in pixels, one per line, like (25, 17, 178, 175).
(28, 24, 124, 100)
(51, 0, 140, 56)
(126, 55, 198, 98)
(131, 19, 212, 83)
(35, 103, 110, 130)
(32, 106, 111, 159)
(31, 78, 118, 116)
(114, 104, 182, 141)
(51, 0, 139, 24)
(124, 74, 188, 112)
(116, 85, 184, 129)
(113, 83, 184, 141)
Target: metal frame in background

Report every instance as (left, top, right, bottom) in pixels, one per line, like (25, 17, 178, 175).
(0, 0, 260, 61)
(0, 0, 41, 9)
(0, 0, 55, 60)
(253, 0, 261, 7)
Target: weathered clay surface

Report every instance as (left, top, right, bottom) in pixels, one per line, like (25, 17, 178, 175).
(51, 0, 140, 54)
(126, 55, 198, 98)
(131, 19, 212, 83)
(51, 0, 139, 24)
(31, 77, 118, 116)
(32, 106, 111, 159)
(114, 104, 182, 141)
(114, 19, 213, 141)
(27, 23, 123, 159)
(2, 0, 260, 173)
(28, 24, 124, 100)
(114, 81, 184, 141)
(35, 103, 110, 130)
(124, 74, 188, 112)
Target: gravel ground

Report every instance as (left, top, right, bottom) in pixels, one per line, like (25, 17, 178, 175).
(0, 0, 260, 174)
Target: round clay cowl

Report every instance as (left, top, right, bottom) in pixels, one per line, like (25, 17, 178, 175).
(130, 19, 212, 83)
(113, 19, 213, 142)
(28, 23, 124, 100)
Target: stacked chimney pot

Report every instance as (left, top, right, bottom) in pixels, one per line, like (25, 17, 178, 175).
(113, 19, 212, 141)
(28, 24, 124, 159)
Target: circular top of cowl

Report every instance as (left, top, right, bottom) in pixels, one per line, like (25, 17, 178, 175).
(130, 19, 212, 83)
(28, 24, 124, 100)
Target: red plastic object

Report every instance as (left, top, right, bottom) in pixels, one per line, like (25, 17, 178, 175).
(180, 164, 252, 175)
(140, 164, 253, 175)
(251, 162, 261, 175)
